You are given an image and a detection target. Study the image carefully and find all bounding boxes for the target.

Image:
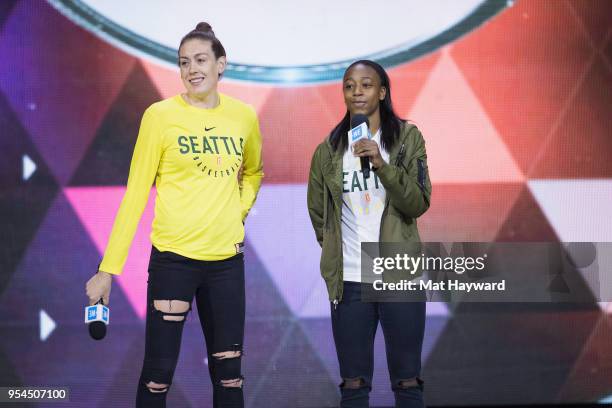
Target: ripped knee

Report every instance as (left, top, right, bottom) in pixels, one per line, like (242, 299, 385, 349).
(212, 344, 244, 389)
(140, 358, 175, 395)
(341, 377, 368, 390)
(220, 377, 243, 388)
(145, 381, 169, 393)
(153, 299, 190, 321)
(212, 350, 242, 359)
(395, 377, 424, 391)
(212, 343, 243, 360)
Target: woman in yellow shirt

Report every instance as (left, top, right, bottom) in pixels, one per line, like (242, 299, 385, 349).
(85, 22, 263, 408)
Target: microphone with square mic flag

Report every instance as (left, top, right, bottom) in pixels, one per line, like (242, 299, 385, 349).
(84, 298, 109, 340)
(349, 114, 371, 178)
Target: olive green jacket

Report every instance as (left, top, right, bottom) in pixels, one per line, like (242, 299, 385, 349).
(307, 122, 432, 303)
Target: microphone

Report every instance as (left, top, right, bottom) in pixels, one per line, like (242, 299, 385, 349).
(85, 298, 109, 340)
(349, 114, 370, 178)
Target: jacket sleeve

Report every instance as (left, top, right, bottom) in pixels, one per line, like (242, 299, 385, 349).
(307, 144, 325, 247)
(373, 126, 432, 219)
(99, 106, 163, 275)
(240, 111, 264, 221)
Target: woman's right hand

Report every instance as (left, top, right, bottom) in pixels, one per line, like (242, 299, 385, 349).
(86, 271, 113, 306)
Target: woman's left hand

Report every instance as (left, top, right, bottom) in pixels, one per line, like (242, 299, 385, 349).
(352, 139, 386, 169)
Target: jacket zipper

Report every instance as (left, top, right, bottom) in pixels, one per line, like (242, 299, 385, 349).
(396, 144, 406, 165)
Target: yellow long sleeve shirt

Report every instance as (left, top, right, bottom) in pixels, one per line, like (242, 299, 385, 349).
(99, 93, 264, 275)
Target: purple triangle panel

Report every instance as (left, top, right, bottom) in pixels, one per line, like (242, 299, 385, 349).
(247, 321, 338, 408)
(0, 321, 142, 407)
(244, 238, 293, 320)
(0, 189, 144, 404)
(297, 318, 339, 382)
(423, 306, 600, 405)
(0, 347, 26, 391)
(0, 0, 17, 31)
(0, 91, 59, 296)
(0, 0, 136, 185)
(97, 333, 194, 408)
(0, 191, 139, 326)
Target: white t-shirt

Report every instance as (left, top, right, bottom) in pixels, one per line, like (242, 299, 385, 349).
(341, 130, 389, 282)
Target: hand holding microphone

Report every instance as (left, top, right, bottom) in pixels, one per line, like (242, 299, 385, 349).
(85, 270, 112, 340)
(349, 115, 385, 177)
(85, 298, 109, 340)
(86, 270, 112, 305)
(352, 139, 385, 170)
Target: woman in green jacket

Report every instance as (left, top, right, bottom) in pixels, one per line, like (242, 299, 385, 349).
(307, 60, 431, 408)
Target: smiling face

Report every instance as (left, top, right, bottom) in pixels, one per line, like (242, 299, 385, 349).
(342, 63, 386, 121)
(179, 39, 226, 98)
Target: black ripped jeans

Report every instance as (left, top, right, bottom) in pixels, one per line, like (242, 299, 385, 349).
(331, 281, 426, 408)
(136, 246, 245, 408)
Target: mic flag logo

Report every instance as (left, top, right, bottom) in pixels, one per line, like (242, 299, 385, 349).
(349, 122, 369, 145)
(351, 126, 363, 142)
(85, 304, 109, 324)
